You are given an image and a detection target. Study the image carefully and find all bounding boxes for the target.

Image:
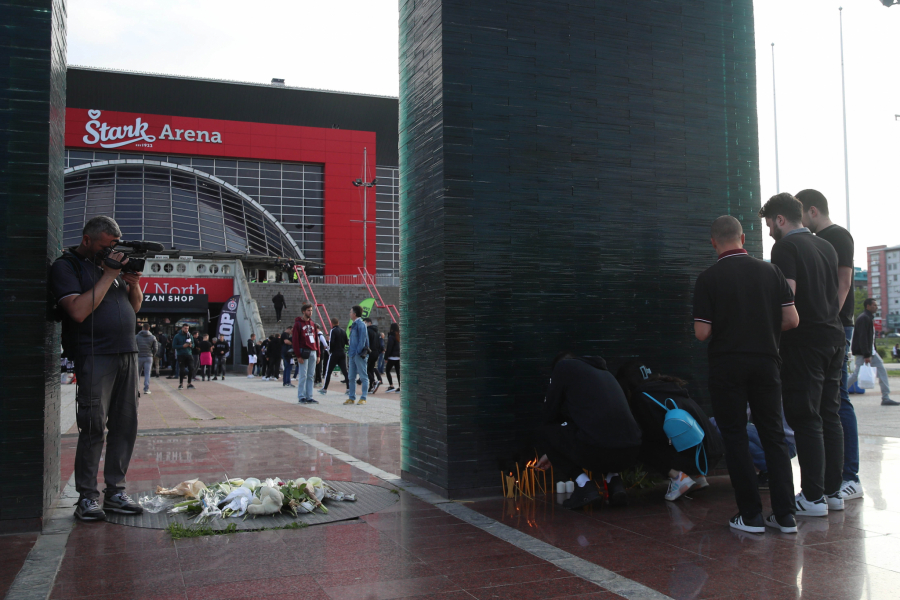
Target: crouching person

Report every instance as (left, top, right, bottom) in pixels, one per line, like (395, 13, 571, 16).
(616, 359, 725, 502)
(534, 353, 642, 509)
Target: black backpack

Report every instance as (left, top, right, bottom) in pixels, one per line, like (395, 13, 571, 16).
(47, 251, 84, 359)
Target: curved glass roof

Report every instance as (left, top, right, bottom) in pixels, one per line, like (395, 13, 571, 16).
(63, 160, 303, 259)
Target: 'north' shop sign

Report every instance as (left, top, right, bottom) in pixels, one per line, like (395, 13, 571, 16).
(140, 293, 208, 314)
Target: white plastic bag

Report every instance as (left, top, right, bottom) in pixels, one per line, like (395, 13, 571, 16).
(859, 364, 877, 389)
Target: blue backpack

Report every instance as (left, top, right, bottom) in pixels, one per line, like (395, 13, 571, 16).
(642, 392, 708, 475)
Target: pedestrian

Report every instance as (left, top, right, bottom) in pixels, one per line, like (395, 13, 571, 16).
(191, 330, 201, 380)
(364, 318, 383, 393)
(315, 327, 330, 386)
(50, 215, 145, 520)
(292, 304, 320, 403)
(345, 306, 370, 405)
(272, 292, 286, 322)
(798, 188, 872, 503)
(199, 334, 213, 381)
(247, 333, 258, 378)
(319, 317, 349, 396)
(762, 193, 846, 517)
(848, 299, 899, 408)
(165, 334, 176, 379)
(135, 323, 158, 395)
(281, 327, 295, 387)
(268, 334, 281, 381)
(693, 214, 799, 532)
(213, 335, 229, 380)
(893, 344, 900, 362)
(151, 327, 162, 377)
(533, 353, 642, 509)
(173, 323, 195, 390)
(384, 322, 400, 392)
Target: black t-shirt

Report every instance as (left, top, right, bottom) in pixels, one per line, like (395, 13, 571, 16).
(191, 336, 201, 355)
(50, 251, 138, 355)
(770, 230, 845, 347)
(214, 340, 229, 356)
(816, 224, 854, 327)
(199, 340, 212, 353)
(280, 331, 292, 357)
(693, 250, 794, 359)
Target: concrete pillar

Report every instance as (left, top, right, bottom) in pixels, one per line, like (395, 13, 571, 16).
(0, 0, 67, 530)
(399, 0, 761, 497)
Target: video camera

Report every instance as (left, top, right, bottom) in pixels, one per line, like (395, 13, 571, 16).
(98, 240, 165, 274)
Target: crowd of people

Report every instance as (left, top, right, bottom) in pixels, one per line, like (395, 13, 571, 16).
(535, 191, 895, 535)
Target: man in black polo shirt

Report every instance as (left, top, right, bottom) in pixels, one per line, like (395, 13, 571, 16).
(798, 189, 881, 504)
(761, 193, 847, 517)
(693, 215, 799, 533)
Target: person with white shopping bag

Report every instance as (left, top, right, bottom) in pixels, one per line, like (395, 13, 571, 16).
(848, 298, 899, 407)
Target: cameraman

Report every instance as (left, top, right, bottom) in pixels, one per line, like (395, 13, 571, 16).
(50, 216, 144, 521)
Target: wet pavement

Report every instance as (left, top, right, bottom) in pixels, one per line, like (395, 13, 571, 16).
(4, 378, 899, 599)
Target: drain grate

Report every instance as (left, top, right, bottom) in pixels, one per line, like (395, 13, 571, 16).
(105, 481, 398, 531)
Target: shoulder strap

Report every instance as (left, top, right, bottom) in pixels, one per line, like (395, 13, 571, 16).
(642, 392, 677, 413)
(695, 444, 708, 476)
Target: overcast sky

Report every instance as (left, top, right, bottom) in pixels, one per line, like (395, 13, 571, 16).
(68, 0, 899, 267)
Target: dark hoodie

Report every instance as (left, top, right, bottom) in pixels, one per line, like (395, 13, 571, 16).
(543, 357, 642, 449)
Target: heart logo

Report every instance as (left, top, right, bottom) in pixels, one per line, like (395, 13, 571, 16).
(88, 109, 101, 119)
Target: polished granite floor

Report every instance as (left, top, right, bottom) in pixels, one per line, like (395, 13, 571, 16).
(5, 420, 900, 599)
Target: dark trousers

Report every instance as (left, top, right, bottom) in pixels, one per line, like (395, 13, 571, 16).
(367, 353, 382, 388)
(213, 355, 226, 377)
(323, 353, 348, 390)
(178, 355, 194, 385)
(275, 307, 282, 321)
(283, 356, 292, 385)
(269, 356, 281, 379)
(385, 359, 400, 387)
(73, 353, 139, 500)
(839, 326, 860, 482)
(709, 355, 795, 519)
(540, 423, 640, 481)
(781, 343, 844, 500)
(315, 350, 329, 383)
(192, 354, 201, 378)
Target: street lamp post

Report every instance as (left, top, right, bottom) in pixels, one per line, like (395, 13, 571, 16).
(772, 43, 780, 194)
(351, 147, 377, 276)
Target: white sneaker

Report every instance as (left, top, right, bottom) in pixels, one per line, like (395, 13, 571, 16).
(826, 492, 845, 511)
(665, 472, 695, 502)
(691, 476, 709, 490)
(263, 377, 269, 381)
(247, 374, 255, 378)
(795, 492, 828, 517)
(839, 480, 863, 500)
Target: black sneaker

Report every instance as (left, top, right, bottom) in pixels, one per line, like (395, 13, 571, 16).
(74, 497, 106, 521)
(104, 492, 143, 515)
(298, 398, 309, 404)
(729, 513, 765, 534)
(187, 384, 195, 389)
(765, 513, 798, 533)
(757, 471, 769, 490)
(563, 482, 601, 509)
(212, 377, 218, 381)
(607, 475, 628, 507)
(178, 384, 184, 389)
(306, 398, 319, 404)
(284, 383, 295, 387)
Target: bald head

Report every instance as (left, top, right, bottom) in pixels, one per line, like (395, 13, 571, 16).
(710, 215, 743, 244)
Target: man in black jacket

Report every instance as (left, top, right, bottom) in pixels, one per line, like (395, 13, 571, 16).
(212, 336, 229, 380)
(848, 299, 898, 406)
(364, 318, 383, 393)
(272, 292, 286, 322)
(534, 353, 642, 509)
(319, 317, 349, 395)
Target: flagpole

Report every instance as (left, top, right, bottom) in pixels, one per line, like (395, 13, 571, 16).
(771, 43, 780, 193)
(839, 7, 851, 232)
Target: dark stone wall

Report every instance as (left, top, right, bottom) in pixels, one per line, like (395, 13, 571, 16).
(399, 0, 761, 497)
(0, 0, 66, 530)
